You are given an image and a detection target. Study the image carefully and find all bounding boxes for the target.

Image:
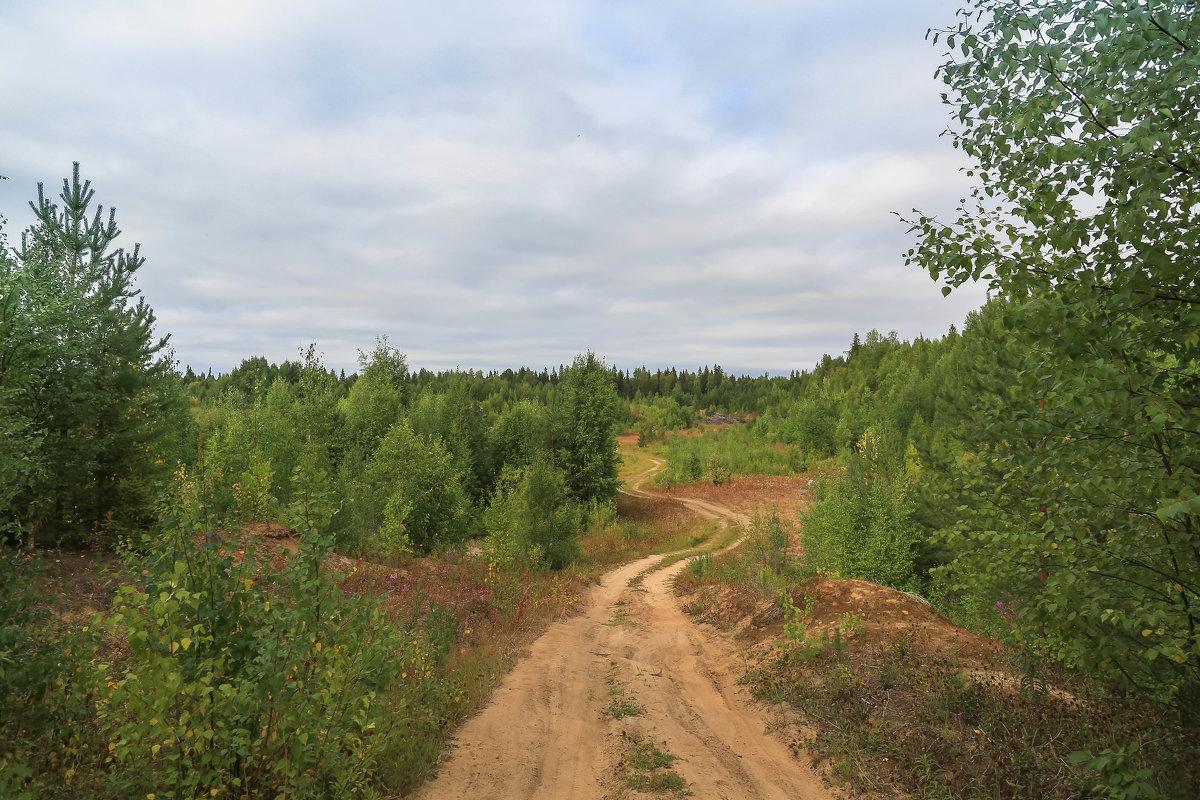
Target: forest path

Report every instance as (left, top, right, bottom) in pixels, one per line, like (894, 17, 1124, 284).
(414, 455, 835, 800)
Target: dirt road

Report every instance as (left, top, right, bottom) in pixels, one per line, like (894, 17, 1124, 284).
(415, 464, 835, 800)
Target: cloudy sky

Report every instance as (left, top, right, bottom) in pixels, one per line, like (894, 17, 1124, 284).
(1, 0, 987, 376)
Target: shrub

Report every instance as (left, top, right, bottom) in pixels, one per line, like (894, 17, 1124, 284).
(801, 429, 918, 590)
(484, 457, 582, 570)
(0, 552, 100, 799)
(98, 468, 402, 799)
(368, 420, 470, 553)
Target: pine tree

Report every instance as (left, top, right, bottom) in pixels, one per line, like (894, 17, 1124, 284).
(0, 164, 180, 547)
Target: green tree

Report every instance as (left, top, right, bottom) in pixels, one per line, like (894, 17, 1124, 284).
(491, 399, 552, 471)
(484, 456, 582, 569)
(907, 1, 1200, 709)
(554, 352, 622, 504)
(0, 165, 180, 548)
(341, 336, 408, 460)
(801, 428, 919, 590)
(367, 420, 470, 553)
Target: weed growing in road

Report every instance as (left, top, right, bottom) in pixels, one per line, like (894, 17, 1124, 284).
(621, 732, 690, 796)
(605, 605, 643, 628)
(604, 661, 646, 719)
(606, 696, 648, 719)
(626, 738, 677, 770)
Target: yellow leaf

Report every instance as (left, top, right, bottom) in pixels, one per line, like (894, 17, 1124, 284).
(315, 642, 323, 652)
(180, 637, 192, 651)
(151, 744, 160, 755)
(1142, 629, 1152, 637)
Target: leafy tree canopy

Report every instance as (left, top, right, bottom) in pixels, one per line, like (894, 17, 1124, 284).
(907, 1, 1199, 710)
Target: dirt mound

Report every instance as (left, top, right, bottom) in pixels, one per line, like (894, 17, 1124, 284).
(685, 576, 1003, 669)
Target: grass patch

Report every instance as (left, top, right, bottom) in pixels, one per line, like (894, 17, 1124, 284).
(656, 424, 803, 487)
(605, 606, 643, 628)
(626, 738, 678, 770)
(744, 639, 1197, 799)
(580, 493, 714, 569)
(605, 697, 648, 719)
(604, 661, 646, 719)
(621, 732, 690, 796)
(674, 508, 805, 599)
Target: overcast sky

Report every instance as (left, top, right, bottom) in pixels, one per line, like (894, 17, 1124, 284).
(1, 0, 987, 376)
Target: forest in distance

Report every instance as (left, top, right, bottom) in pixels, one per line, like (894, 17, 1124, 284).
(2, 0, 1198, 798)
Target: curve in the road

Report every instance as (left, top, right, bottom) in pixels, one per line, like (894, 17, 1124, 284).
(416, 456, 835, 800)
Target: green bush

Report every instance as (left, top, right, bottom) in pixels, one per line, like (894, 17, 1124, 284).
(97, 468, 402, 799)
(484, 457, 582, 569)
(801, 429, 918, 590)
(0, 552, 100, 799)
(367, 420, 470, 553)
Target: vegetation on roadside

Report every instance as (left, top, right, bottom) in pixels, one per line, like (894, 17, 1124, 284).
(677, 510, 1198, 799)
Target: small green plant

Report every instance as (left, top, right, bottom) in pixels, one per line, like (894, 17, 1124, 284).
(622, 732, 691, 796)
(686, 552, 714, 577)
(777, 589, 821, 661)
(828, 662, 865, 702)
(838, 610, 864, 637)
(1068, 743, 1159, 800)
(604, 661, 646, 718)
(1018, 653, 1049, 699)
(681, 596, 709, 616)
(605, 606, 642, 628)
(606, 696, 648, 719)
(626, 738, 678, 770)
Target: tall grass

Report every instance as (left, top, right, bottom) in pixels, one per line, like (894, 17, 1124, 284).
(656, 424, 803, 486)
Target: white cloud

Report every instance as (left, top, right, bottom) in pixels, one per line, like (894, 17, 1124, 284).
(0, 0, 987, 376)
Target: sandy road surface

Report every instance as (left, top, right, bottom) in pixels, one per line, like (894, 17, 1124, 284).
(415, 463, 835, 800)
